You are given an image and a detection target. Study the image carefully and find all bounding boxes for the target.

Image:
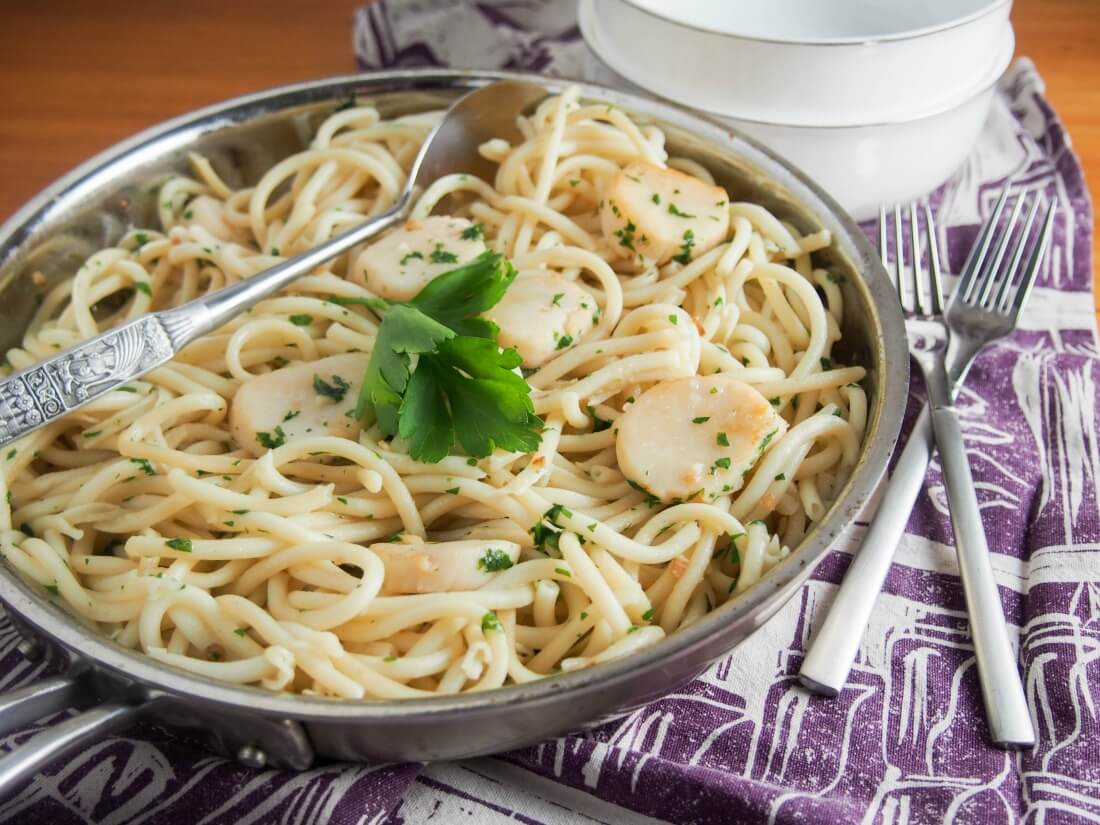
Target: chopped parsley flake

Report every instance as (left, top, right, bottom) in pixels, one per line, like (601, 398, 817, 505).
(717, 432, 729, 446)
(256, 426, 286, 450)
(288, 314, 313, 326)
(667, 203, 695, 218)
(130, 458, 156, 476)
(429, 244, 458, 264)
(614, 221, 637, 252)
(668, 314, 678, 325)
(313, 373, 350, 401)
(555, 333, 573, 351)
(165, 538, 193, 553)
(400, 251, 424, 266)
(554, 566, 572, 578)
(671, 229, 695, 265)
(713, 457, 732, 471)
(134, 281, 152, 296)
(642, 608, 654, 622)
(460, 223, 485, 241)
(551, 293, 564, 307)
(627, 479, 661, 507)
(481, 611, 502, 633)
(477, 548, 514, 572)
(820, 357, 833, 370)
(531, 504, 567, 553)
(692, 416, 710, 424)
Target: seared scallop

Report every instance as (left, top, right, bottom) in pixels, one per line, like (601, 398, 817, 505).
(352, 216, 487, 301)
(369, 538, 522, 594)
(600, 162, 730, 267)
(615, 375, 784, 503)
(485, 270, 596, 368)
(230, 353, 368, 456)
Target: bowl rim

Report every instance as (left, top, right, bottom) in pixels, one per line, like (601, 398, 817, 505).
(0, 69, 908, 725)
(580, 0, 1016, 129)
(616, 0, 1012, 46)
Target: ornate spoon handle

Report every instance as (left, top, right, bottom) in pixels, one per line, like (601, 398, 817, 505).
(0, 315, 178, 445)
(0, 203, 409, 449)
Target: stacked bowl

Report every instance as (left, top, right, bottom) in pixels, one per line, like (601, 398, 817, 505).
(579, 0, 1014, 220)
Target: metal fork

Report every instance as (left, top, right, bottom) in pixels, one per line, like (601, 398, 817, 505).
(800, 187, 1055, 749)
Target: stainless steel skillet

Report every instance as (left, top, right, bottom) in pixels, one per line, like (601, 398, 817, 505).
(0, 70, 908, 787)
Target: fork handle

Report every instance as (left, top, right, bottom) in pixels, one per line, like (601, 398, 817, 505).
(926, 365, 1035, 748)
(799, 406, 936, 697)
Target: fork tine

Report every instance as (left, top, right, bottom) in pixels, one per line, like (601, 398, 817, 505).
(975, 195, 1025, 306)
(959, 182, 1012, 303)
(924, 204, 945, 314)
(1010, 198, 1056, 317)
(878, 206, 889, 270)
(908, 203, 927, 314)
(994, 194, 1043, 313)
(893, 204, 906, 310)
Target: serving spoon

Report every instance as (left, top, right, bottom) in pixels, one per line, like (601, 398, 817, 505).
(0, 79, 546, 450)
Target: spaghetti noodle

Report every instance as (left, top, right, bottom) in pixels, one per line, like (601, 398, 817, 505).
(0, 88, 864, 698)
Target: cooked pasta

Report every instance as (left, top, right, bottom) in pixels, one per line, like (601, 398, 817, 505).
(0, 87, 865, 699)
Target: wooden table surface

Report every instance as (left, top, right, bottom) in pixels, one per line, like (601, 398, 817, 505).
(2, 0, 1097, 317)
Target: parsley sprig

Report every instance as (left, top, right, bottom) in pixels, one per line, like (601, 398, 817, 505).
(353, 252, 543, 463)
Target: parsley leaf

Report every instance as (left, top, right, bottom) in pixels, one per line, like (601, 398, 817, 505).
(357, 252, 542, 463)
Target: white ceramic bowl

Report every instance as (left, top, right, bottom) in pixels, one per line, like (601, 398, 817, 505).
(579, 0, 1015, 220)
(719, 77, 1003, 221)
(585, 0, 1013, 126)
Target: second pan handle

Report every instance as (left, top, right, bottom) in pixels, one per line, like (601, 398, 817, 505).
(0, 674, 83, 738)
(0, 701, 146, 797)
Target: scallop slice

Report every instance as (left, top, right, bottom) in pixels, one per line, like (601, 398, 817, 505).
(484, 270, 597, 368)
(369, 538, 522, 595)
(615, 375, 785, 503)
(184, 195, 248, 245)
(600, 161, 730, 267)
(352, 216, 487, 301)
(229, 352, 368, 456)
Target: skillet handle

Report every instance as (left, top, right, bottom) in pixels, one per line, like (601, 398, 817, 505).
(0, 701, 144, 796)
(0, 675, 83, 737)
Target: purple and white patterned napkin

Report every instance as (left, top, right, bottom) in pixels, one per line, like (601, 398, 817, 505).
(2, 2, 1095, 823)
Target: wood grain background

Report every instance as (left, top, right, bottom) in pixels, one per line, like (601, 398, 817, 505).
(1, 0, 1095, 318)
